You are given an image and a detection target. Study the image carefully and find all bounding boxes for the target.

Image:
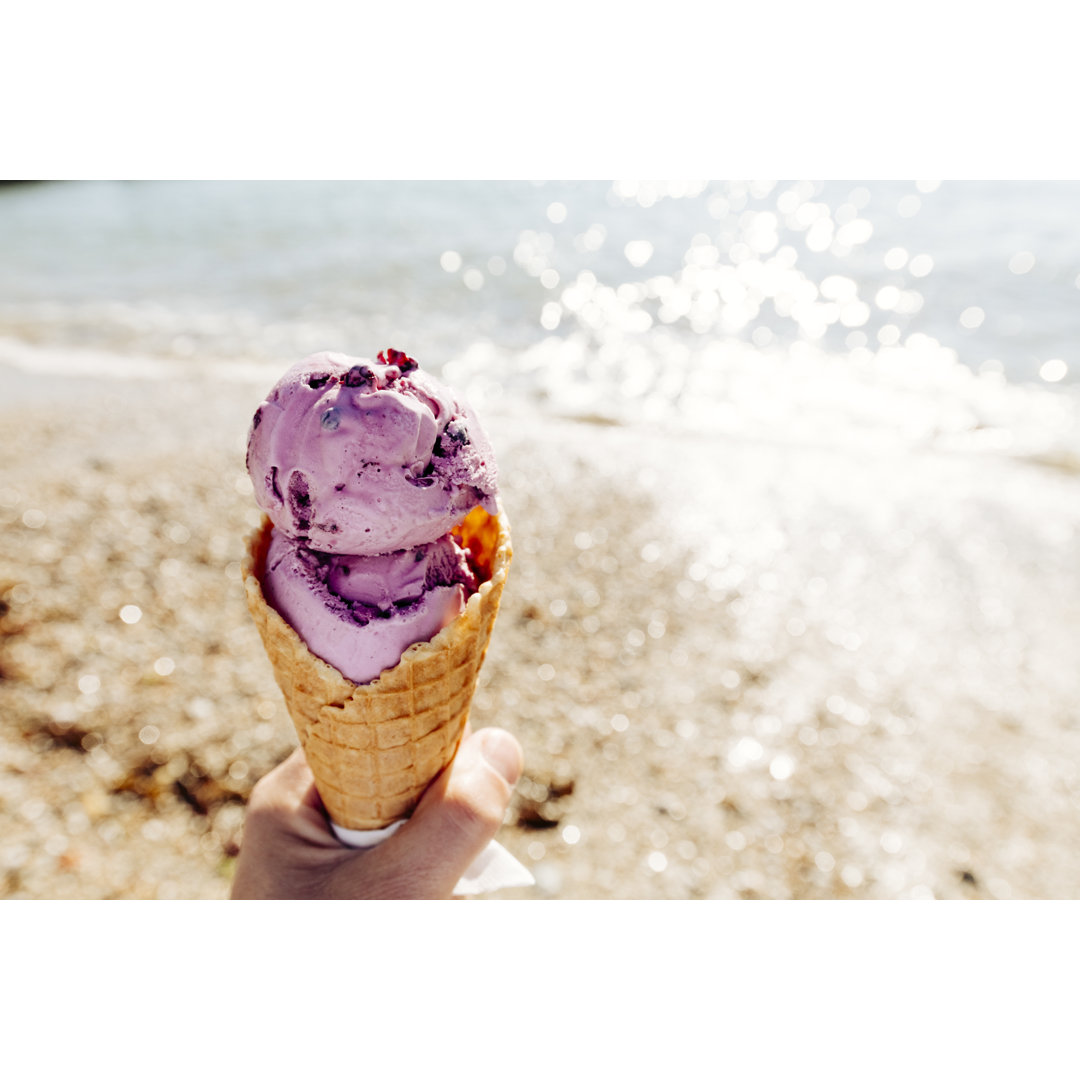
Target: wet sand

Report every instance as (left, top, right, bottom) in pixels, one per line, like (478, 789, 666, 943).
(2, 375, 1079, 899)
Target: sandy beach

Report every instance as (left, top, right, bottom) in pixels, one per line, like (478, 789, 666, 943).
(1, 369, 1078, 900)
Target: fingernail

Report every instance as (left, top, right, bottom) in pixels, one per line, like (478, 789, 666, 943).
(478, 729, 523, 786)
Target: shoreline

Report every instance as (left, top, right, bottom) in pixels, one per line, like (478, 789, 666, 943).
(2, 371, 1079, 899)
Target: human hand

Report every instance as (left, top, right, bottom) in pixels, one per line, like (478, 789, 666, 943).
(230, 725, 524, 899)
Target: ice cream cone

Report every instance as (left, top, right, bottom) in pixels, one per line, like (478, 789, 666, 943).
(242, 505, 512, 830)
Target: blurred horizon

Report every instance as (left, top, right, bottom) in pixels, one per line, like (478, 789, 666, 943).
(2, 180, 1077, 471)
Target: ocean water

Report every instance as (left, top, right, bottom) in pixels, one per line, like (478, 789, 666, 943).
(0, 179, 1077, 463)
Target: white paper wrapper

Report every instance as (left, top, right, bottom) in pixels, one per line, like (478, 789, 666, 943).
(330, 820, 535, 897)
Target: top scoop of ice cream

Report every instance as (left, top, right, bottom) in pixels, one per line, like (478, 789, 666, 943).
(246, 350, 498, 555)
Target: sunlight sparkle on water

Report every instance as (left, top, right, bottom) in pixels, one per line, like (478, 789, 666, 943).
(840, 300, 871, 327)
(1040, 359, 1068, 383)
(1009, 251, 1036, 275)
(884, 246, 909, 270)
(908, 254, 934, 278)
(449, 180, 1079, 453)
(624, 240, 654, 268)
(835, 218, 873, 246)
(875, 286, 900, 311)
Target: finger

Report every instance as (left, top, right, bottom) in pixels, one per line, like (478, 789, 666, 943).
(327, 726, 523, 899)
(248, 747, 312, 810)
(245, 746, 336, 846)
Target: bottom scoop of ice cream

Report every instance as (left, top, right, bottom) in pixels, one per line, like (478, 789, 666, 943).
(261, 529, 478, 685)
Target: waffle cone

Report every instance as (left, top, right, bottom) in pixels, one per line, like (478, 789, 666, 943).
(242, 506, 512, 830)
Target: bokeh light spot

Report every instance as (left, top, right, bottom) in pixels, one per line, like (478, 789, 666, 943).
(875, 286, 900, 311)
(1039, 359, 1067, 383)
(908, 254, 934, 278)
(540, 302, 561, 331)
(769, 754, 795, 780)
(1009, 251, 1036, 275)
(884, 246, 909, 270)
(624, 241, 654, 268)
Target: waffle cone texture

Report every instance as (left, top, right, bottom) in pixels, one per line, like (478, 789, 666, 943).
(243, 506, 512, 830)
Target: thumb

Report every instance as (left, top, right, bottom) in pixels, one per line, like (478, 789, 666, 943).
(331, 726, 523, 899)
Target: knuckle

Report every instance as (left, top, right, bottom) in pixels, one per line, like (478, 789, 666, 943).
(247, 774, 278, 811)
(244, 781, 293, 828)
(443, 782, 504, 839)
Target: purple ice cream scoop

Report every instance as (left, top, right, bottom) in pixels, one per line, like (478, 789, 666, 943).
(247, 349, 500, 685)
(261, 528, 477, 685)
(246, 350, 498, 557)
